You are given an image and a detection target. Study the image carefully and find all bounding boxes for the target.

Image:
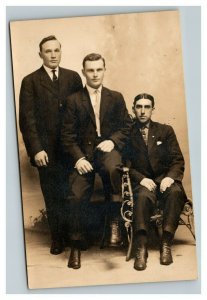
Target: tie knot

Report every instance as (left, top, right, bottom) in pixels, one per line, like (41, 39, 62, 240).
(52, 69, 58, 81)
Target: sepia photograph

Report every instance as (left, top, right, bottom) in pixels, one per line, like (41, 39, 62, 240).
(10, 9, 198, 289)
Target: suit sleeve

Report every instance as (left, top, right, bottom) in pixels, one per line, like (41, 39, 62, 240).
(61, 95, 85, 164)
(165, 126, 185, 182)
(109, 94, 133, 151)
(19, 77, 44, 158)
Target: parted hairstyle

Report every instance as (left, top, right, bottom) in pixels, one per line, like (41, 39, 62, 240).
(133, 93, 155, 108)
(82, 53, 106, 68)
(39, 35, 61, 52)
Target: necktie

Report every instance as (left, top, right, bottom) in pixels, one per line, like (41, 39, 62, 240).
(140, 126, 148, 145)
(52, 69, 58, 81)
(94, 90, 101, 136)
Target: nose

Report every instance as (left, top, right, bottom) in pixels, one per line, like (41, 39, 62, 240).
(141, 107, 145, 114)
(51, 51, 56, 58)
(93, 71, 98, 77)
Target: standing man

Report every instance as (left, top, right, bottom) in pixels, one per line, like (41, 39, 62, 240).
(127, 93, 186, 271)
(19, 35, 83, 255)
(61, 53, 132, 269)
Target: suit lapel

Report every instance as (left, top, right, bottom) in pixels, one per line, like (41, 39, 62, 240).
(82, 87, 96, 127)
(100, 87, 111, 125)
(147, 121, 157, 153)
(40, 66, 59, 96)
(132, 124, 148, 151)
(58, 67, 69, 97)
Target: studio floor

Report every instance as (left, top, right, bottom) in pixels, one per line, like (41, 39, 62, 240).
(24, 222, 198, 290)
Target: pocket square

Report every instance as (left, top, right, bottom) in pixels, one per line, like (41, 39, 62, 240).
(157, 141, 162, 145)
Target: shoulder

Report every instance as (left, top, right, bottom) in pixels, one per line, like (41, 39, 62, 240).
(67, 88, 84, 101)
(103, 87, 125, 102)
(152, 121, 175, 135)
(21, 67, 42, 82)
(59, 67, 80, 78)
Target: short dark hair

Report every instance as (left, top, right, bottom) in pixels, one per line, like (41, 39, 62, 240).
(82, 53, 106, 68)
(133, 93, 155, 108)
(39, 35, 61, 51)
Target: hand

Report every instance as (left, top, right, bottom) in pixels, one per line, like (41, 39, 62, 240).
(97, 140, 115, 152)
(160, 177, 174, 193)
(140, 178, 157, 192)
(76, 159, 93, 175)
(34, 150, 49, 167)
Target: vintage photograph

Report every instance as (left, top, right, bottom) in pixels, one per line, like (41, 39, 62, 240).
(10, 10, 197, 289)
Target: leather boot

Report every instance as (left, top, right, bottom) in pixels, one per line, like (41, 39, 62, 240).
(108, 220, 123, 247)
(134, 246, 148, 271)
(50, 239, 64, 255)
(160, 242, 173, 265)
(68, 248, 81, 269)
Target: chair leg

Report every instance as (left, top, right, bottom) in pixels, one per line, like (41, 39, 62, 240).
(179, 216, 196, 240)
(126, 224, 133, 261)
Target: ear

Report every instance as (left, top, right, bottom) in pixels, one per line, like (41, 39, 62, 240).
(132, 106, 135, 114)
(82, 69, 86, 77)
(39, 52, 42, 59)
(152, 107, 155, 113)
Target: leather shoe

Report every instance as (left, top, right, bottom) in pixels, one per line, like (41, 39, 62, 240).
(108, 220, 123, 247)
(134, 247, 148, 271)
(50, 240, 64, 255)
(68, 248, 81, 269)
(160, 242, 173, 265)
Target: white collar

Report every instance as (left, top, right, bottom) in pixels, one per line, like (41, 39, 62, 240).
(86, 84, 102, 96)
(43, 65, 59, 77)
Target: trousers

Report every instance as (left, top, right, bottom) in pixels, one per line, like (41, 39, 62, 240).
(38, 163, 69, 240)
(67, 149, 122, 241)
(133, 182, 186, 235)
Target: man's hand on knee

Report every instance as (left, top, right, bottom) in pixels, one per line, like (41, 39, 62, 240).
(34, 150, 49, 167)
(97, 140, 114, 152)
(160, 177, 174, 193)
(76, 159, 93, 175)
(140, 178, 157, 192)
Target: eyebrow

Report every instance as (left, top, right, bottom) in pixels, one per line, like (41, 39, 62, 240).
(135, 104, 152, 108)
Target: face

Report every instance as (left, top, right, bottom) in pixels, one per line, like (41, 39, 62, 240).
(133, 98, 154, 124)
(82, 59, 105, 89)
(39, 40, 61, 69)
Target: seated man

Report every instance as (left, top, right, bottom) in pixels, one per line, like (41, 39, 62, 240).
(126, 93, 186, 271)
(61, 53, 132, 269)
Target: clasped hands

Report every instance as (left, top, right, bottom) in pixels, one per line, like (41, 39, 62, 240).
(140, 177, 174, 193)
(76, 140, 114, 175)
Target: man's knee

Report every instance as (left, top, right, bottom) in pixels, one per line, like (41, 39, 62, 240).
(163, 183, 184, 202)
(69, 172, 94, 202)
(134, 186, 156, 204)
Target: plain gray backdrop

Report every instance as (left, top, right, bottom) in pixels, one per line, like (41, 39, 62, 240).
(6, 6, 201, 294)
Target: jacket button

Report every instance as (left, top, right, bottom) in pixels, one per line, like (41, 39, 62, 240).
(59, 103, 63, 107)
(88, 141, 92, 145)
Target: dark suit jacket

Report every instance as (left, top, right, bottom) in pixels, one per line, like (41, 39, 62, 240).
(61, 86, 132, 165)
(19, 66, 82, 165)
(126, 120, 185, 186)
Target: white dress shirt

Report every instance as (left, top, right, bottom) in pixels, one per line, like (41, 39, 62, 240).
(43, 65, 59, 81)
(86, 84, 102, 137)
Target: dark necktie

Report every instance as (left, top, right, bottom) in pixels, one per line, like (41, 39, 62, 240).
(52, 69, 58, 81)
(140, 126, 148, 145)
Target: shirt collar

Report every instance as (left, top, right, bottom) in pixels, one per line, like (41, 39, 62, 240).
(86, 84, 102, 96)
(135, 120, 151, 129)
(43, 65, 59, 77)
